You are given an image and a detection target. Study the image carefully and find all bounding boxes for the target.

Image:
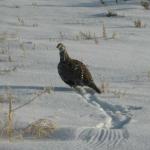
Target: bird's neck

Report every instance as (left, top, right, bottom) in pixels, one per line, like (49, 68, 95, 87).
(59, 50, 70, 62)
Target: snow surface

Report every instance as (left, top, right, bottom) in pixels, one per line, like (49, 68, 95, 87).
(0, 0, 150, 149)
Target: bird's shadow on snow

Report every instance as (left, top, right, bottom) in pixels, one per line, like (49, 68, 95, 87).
(53, 86, 73, 92)
(0, 85, 73, 94)
(0, 85, 71, 90)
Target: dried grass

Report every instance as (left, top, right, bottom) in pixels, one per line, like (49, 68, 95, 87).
(134, 19, 145, 28)
(23, 119, 56, 138)
(106, 10, 118, 17)
(141, 1, 149, 10)
(102, 23, 107, 39)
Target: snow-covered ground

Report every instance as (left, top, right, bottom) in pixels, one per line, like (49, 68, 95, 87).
(0, 0, 150, 149)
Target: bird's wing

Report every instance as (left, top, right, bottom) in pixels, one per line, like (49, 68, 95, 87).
(70, 59, 93, 82)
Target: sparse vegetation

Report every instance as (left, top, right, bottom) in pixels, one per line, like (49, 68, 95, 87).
(75, 31, 96, 40)
(100, 0, 105, 4)
(51, 28, 118, 42)
(134, 19, 145, 28)
(33, 23, 38, 27)
(141, 0, 150, 9)
(8, 56, 12, 62)
(112, 32, 117, 39)
(0, 0, 150, 148)
(0, 32, 18, 58)
(12, 87, 52, 112)
(23, 119, 56, 138)
(102, 23, 107, 38)
(7, 93, 14, 141)
(19, 41, 30, 57)
(17, 16, 25, 26)
(0, 87, 53, 140)
(0, 93, 14, 140)
(0, 32, 7, 43)
(74, 31, 99, 43)
(99, 79, 126, 98)
(100, 81, 109, 93)
(19, 42, 25, 51)
(147, 71, 150, 79)
(93, 33, 99, 44)
(0, 67, 17, 75)
(106, 10, 118, 17)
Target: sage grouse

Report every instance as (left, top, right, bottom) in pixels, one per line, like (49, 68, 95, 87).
(56, 43, 101, 93)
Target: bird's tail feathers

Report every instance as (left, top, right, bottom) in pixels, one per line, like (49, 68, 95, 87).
(88, 82, 101, 94)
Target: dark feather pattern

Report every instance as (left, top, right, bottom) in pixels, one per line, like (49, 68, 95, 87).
(57, 43, 101, 93)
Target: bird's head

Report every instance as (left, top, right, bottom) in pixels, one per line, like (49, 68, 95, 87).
(56, 43, 66, 52)
(56, 43, 70, 62)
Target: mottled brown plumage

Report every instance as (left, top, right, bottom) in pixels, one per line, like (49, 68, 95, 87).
(56, 43, 101, 93)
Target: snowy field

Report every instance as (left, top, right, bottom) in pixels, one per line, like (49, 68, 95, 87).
(0, 0, 150, 149)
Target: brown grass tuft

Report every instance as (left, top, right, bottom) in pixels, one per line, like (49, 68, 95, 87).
(23, 119, 56, 138)
(106, 10, 118, 17)
(134, 19, 145, 28)
(141, 1, 149, 9)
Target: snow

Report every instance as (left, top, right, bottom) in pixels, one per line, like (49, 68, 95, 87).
(0, 0, 150, 149)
